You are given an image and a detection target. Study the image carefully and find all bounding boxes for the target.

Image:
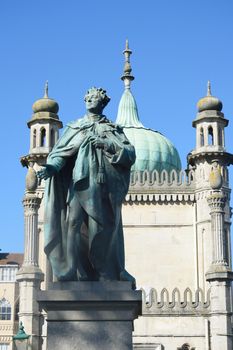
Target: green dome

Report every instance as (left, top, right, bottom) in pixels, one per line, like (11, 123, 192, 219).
(116, 89, 181, 173)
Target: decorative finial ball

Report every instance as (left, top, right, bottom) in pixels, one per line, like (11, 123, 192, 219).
(209, 162, 223, 190)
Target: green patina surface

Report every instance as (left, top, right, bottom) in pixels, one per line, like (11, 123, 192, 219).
(13, 322, 30, 340)
(116, 88, 181, 173)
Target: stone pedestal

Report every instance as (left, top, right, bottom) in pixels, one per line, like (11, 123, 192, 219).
(37, 281, 142, 350)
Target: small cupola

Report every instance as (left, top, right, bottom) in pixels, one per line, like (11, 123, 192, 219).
(193, 81, 228, 151)
(27, 82, 63, 155)
(197, 81, 223, 113)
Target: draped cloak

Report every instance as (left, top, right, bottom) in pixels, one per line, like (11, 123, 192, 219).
(44, 115, 136, 281)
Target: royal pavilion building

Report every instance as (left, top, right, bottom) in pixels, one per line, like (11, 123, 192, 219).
(0, 42, 232, 350)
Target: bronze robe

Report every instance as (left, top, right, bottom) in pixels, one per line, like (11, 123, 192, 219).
(44, 115, 135, 281)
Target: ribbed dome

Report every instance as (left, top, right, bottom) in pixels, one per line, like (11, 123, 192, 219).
(123, 126, 181, 172)
(116, 89, 143, 127)
(197, 81, 222, 112)
(116, 89, 181, 173)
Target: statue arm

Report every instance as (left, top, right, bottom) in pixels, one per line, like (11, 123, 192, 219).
(37, 129, 71, 180)
(47, 156, 66, 172)
(37, 157, 66, 180)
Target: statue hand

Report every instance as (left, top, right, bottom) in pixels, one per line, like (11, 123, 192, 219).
(92, 137, 115, 153)
(37, 164, 57, 180)
(92, 138, 105, 149)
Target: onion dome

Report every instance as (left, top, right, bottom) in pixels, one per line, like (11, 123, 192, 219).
(197, 81, 222, 112)
(116, 41, 181, 173)
(32, 81, 59, 115)
(28, 81, 62, 130)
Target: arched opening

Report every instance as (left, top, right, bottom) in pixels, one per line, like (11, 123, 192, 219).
(224, 229, 229, 266)
(208, 126, 214, 145)
(0, 298, 11, 320)
(50, 128, 55, 147)
(218, 127, 222, 146)
(40, 128, 46, 147)
(33, 129, 37, 148)
(200, 127, 204, 146)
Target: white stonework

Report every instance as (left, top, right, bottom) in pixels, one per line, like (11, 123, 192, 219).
(0, 258, 22, 350)
(10, 83, 233, 349)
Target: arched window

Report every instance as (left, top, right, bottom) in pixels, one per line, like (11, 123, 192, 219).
(0, 298, 11, 320)
(218, 127, 222, 146)
(200, 127, 204, 146)
(208, 126, 214, 145)
(40, 128, 46, 147)
(33, 129, 37, 148)
(50, 128, 55, 147)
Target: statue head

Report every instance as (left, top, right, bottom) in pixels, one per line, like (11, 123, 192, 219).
(84, 87, 111, 115)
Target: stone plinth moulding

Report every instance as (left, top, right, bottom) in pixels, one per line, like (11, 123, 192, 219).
(37, 281, 142, 350)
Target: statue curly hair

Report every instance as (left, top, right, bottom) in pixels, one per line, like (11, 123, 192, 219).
(84, 87, 111, 108)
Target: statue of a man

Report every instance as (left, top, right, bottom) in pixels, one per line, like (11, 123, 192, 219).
(37, 87, 136, 285)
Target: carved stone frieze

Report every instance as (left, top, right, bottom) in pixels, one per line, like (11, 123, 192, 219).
(141, 287, 210, 315)
(207, 192, 226, 212)
(129, 169, 195, 188)
(125, 192, 195, 204)
(23, 195, 41, 214)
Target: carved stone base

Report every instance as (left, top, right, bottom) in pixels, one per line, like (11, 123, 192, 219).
(206, 266, 233, 281)
(37, 281, 142, 350)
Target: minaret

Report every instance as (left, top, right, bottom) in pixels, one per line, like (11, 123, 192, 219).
(21, 83, 63, 286)
(16, 165, 44, 350)
(18, 84, 63, 350)
(188, 81, 232, 192)
(193, 81, 226, 152)
(188, 83, 233, 350)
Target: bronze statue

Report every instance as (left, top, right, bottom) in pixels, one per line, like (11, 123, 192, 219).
(37, 87, 136, 286)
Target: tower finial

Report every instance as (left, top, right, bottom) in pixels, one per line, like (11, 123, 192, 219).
(121, 40, 134, 89)
(207, 80, 212, 96)
(44, 80, 49, 98)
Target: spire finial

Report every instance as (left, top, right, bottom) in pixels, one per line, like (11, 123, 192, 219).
(207, 80, 212, 96)
(44, 80, 49, 98)
(121, 40, 134, 89)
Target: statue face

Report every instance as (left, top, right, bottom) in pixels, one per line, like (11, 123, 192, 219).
(85, 92, 103, 114)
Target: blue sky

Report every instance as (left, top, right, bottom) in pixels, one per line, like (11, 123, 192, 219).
(1, 0, 233, 252)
